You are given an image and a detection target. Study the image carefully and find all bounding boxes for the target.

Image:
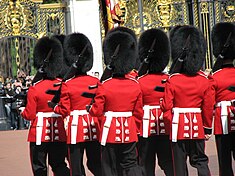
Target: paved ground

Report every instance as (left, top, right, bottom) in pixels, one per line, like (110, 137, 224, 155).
(0, 130, 234, 176)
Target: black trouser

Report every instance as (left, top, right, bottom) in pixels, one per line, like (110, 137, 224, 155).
(30, 142, 70, 176)
(101, 142, 142, 176)
(172, 139, 210, 176)
(215, 133, 235, 176)
(68, 141, 101, 176)
(138, 135, 174, 176)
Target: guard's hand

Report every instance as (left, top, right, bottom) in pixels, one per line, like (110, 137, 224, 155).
(205, 134, 211, 141)
(18, 107, 25, 113)
(159, 98, 163, 105)
(48, 101, 56, 109)
(86, 105, 91, 112)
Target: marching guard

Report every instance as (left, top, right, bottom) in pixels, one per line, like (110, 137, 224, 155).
(20, 36, 70, 176)
(211, 22, 235, 176)
(49, 33, 102, 176)
(137, 28, 174, 176)
(160, 25, 213, 176)
(87, 27, 143, 176)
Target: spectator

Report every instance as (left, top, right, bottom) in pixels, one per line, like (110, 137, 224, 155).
(4, 82, 16, 130)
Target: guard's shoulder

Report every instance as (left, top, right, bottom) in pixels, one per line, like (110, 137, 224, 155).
(64, 76, 75, 83)
(168, 73, 181, 79)
(137, 73, 148, 80)
(198, 72, 208, 79)
(102, 77, 112, 84)
(212, 69, 222, 76)
(127, 77, 139, 84)
(56, 78, 62, 82)
(32, 79, 43, 86)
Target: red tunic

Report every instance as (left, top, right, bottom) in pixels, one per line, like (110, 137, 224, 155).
(212, 67, 235, 135)
(138, 73, 169, 136)
(54, 75, 100, 144)
(89, 76, 143, 144)
(21, 79, 67, 143)
(161, 72, 213, 141)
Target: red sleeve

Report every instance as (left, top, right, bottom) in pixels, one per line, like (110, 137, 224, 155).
(21, 86, 37, 121)
(89, 84, 105, 117)
(161, 79, 174, 113)
(54, 83, 70, 117)
(160, 79, 174, 129)
(208, 74, 216, 106)
(133, 90, 143, 132)
(201, 80, 214, 132)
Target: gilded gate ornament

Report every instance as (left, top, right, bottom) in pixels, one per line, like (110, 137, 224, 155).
(156, 0, 173, 30)
(224, 1, 235, 19)
(0, 0, 66, 78)
(4, 0, 35, 36)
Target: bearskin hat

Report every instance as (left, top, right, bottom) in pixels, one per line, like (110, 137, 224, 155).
(109, 26, 137, 43)
(51, 34, 69, 78)
(170, 25, 206, 75)
(33, 36, 63, 79)
(108, 27, 139, 69)
(211, 22, 235, 72)
(138, 28, 170, 73)
(169, 25, 184, 41)
(168, 25, 184, 73)
(63, 33, 93, 74)
(103, 27, 138, 75)
(51, 34, 65, 45)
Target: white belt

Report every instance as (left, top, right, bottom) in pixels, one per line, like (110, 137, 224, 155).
(143, 105, 161, 138)
(215, 100, 234, 134)
(36, 112, 61, 145)
(101, 111, 132, 146)
(70, 110, 89, 144)
(172, 108, 201, 142)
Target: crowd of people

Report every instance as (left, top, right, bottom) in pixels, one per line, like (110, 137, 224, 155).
(0, 75, 33, 130)
(15, 21, 235, 176)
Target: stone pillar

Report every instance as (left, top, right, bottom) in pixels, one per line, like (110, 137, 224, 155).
(66, 0, 103, 78)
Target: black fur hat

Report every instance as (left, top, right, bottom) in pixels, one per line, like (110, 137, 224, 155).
(168, 25, 184, 74)
(170, 25, 206, 75)
(212, 22, 235, 61)
(51, 34, 65, 45)
(138, 28, 170, 73)
(103, 27, 138, 75)
(51, 34, 68, 78)
(169, 25, 184, 41)
(33, 36, 63, 79)
(109, 26, 137, 43)
(63, 33, 93, 74)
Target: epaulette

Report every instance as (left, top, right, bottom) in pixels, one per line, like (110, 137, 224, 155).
(56, 78, 62, 82)
(126, 76, 139, 84)
(64, 76, 75, 83)
(168, 73, 181, 79)
(32, 79, 43, 86)
(102, 77, 112, 84)
(197, 72, 208, 79)
(212, 69, 222, 76)
(137, 73, 148, 80)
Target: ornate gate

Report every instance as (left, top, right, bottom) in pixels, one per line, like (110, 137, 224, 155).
(100, 0, 235, 70)
(0, 0, 66, 80)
